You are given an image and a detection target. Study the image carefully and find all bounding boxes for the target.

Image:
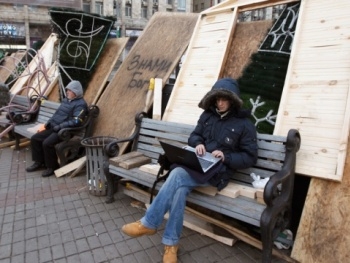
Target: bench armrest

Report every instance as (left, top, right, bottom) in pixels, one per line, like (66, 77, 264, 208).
(264, 129, 301, 207)
(104, 111, 148, 157)
(58, 105, 100, 141)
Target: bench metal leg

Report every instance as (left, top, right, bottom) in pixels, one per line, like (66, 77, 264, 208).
(104, 161, 116, 203)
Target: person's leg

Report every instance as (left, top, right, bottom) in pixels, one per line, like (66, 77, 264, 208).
(42, 132, 61, 169)
(30, 129, 52, 163)
(141, 167, 204, 243)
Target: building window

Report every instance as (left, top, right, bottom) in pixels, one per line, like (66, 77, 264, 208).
(167, 0, 172, 5)
(141, 7, 148, 18)
(177, 0, 185, 11)
(125, 5, 132, 17)
(201, 3, 204, 10)
(194, 4, 198, 12)
(83, 2, 90, 13)
(95, 2, 103, 15)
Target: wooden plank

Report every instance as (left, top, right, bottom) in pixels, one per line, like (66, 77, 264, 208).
(119, 155, 151, 169)
(109, 151, 143, 167)
(165, 209, 237, 246)
(185, 206, 298, 263)
(218, 182, 257, 199)
(83, 38, 129, 105)
(153, 78, 162, 120)
(162, 9, 238, 124)
(139, 163, 163, 175)
(0, 50, 26, 83)
(136, 186, 237, 246)
(292, 134, 350, 263)
(55, 156, 86, 177)
(94, 13, 198, 156)
(194, 186, 218, 196)
(0, 138, 28, 149)
(274, 0, 350, 181)
(10, 33, 58, 95)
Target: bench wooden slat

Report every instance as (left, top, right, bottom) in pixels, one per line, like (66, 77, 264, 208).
(257, 132, 287, 142)
(139, 128, 189, 144)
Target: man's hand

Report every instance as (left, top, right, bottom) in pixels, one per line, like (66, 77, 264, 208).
(212, 150, 225, 161)
(195, 144, 206, 156)
(53, 125, 61, 132)
(44, 122, 51, 129)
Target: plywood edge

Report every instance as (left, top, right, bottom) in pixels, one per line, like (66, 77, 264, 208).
(55, 156, 86, 177)
(335, 80, 350, 180)
(92, 37, 129, 105)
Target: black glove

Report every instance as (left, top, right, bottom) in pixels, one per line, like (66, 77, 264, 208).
(44, 122, 51, 129)
(53, 125, 61, 132)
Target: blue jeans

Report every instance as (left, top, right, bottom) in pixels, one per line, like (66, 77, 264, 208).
(140, 167, 209, 245)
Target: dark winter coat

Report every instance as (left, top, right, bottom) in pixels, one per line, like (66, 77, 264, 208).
(46, 97, 88, 131)
(188, 106, 258, 190)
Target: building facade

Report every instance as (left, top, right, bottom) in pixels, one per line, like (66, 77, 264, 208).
(0, 0, 284, 53)
(0, 0, 194, 52)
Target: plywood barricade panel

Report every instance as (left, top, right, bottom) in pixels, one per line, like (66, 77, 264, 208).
(0, 50, 26, 83)
(222, 20, 273, 79)
(10, 33, 58, 96)
(162, 8, 238, 123)
(84, 38, 129, 105)
(161, 0, 297, 125)
(273, 0, 350, 181)
(94, 12, 198, 149)
(291, 133, 350, 263)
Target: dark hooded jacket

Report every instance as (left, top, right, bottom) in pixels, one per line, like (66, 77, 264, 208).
(188, 78, 258, 190)
(46, 81, 88, 130)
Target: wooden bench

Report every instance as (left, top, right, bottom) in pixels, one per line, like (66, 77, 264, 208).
(0, 94, 39, 129)
(13, 100, 100, 167)
(13, 99, 60, 147)
(104, 112, 301, 263)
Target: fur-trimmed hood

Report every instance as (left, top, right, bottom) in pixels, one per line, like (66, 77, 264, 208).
(198, 78, 243, 110)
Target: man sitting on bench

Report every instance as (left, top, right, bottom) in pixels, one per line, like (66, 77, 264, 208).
(121, 78, 258, 263)
(26, 80, 87, 177)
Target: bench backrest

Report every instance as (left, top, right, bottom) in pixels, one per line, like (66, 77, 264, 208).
(135, 117, 288, 186)
(9, 94, 31, 109)
(36, 100, 60, 124)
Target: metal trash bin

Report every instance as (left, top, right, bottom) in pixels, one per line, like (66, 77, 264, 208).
(81, 136, 118, 196)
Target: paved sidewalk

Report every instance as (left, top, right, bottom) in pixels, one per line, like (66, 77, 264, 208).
(0, 145, 289, 263)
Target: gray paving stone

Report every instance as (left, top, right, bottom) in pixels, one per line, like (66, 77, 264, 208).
(52, 243, 65, 260)
(12, 241, 25, 256)
(63, 241, 78, 257)
(76, 238, 90, 253)
(39, 247, 52, 263)
(25, 250, 39, 263)
(0, 146, 291, 263)
(92, 247, 108, 263)
(25, 237, 38, 252)
(37, 235, 50, 249)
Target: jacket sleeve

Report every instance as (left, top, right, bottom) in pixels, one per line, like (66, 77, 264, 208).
(224, 121, 258, 170)
(188, 111, 210, 147)
(59, 100, 88, 129)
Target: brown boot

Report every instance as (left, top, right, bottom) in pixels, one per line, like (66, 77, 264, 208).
(163, 245, 178, 263)
(121, 221, 156, 237)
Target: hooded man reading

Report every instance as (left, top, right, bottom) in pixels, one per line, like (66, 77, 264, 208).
(121, 78, 258, 263)
(26, 80, 88, 177)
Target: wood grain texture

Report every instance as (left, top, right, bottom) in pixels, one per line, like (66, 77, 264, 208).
(274, 0, 350, 181)
(94, 13, 198, 151)
(84, 38, 129, 105)
(291, 133, 350, 263)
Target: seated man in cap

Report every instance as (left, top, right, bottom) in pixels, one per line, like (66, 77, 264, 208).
(26, 80, 88, 177)
(121, 78, 258, 263)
